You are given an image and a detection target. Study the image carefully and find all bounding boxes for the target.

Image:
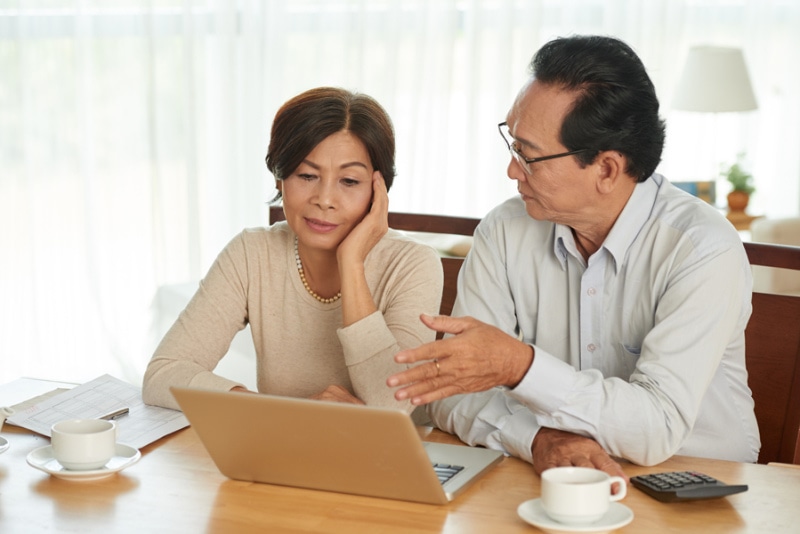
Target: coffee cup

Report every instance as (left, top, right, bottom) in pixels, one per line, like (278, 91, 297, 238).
(51, 419, 117, 471)
(541, 467, 627, 525)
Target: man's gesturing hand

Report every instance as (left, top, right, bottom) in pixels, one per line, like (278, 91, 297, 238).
(387, 314, 533, 405)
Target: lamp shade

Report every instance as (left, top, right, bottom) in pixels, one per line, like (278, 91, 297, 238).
(672, 46, 757, 112)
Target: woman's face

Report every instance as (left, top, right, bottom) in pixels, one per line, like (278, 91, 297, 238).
(281, 130, 374, 253)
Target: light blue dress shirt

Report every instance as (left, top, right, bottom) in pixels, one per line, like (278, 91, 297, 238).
(428, 174, 760, 466)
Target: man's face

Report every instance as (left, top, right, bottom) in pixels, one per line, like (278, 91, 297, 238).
(504, 80, 597, 226)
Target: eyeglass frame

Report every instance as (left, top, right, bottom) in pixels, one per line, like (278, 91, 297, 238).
(498, 121, 591, 172)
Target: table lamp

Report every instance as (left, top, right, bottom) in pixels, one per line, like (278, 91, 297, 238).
(673, 46, 757, 113)
(672, 45, 758, 228)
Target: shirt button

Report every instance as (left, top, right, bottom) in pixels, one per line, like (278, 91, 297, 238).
(587, 343, 597, 352)
(587, 288, 596, 296)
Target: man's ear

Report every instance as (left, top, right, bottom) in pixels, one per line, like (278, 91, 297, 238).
(594, 151, 628, 195)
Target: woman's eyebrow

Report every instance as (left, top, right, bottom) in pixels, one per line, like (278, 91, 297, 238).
(340, 161, 369, 170)
(300, 160, 369, 170)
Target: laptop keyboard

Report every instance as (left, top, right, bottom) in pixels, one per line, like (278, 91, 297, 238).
(433, 463, 465, 485)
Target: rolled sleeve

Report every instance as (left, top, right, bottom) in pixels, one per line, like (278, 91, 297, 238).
(338, 311, 395, 366)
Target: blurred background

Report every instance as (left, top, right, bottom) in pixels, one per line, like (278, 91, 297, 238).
(2, 0, 798, 385)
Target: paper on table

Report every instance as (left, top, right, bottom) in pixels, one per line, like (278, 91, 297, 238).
(0, 377, 77, 407)
(7, 374, 189, 449)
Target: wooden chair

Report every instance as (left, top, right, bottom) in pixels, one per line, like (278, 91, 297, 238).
(742, 242, 800, 464)
(268, 206, 479, 317)
(750, 217, 800, 295)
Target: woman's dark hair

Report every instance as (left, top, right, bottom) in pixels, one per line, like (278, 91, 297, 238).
(266, 87, 396, 196)
(530, 35, 666, 182)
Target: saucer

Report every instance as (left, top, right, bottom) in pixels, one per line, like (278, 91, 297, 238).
(0, 436, 8, 454)
(517, 499, 634, 533)
(27, 443, 141, 481)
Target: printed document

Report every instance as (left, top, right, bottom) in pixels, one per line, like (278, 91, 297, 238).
(7, 374, 188, 449)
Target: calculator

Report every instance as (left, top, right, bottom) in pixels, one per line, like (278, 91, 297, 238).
(630, 471, 748, 502)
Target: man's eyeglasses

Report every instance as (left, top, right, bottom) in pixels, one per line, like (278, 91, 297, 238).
(498, 122, 589, 174)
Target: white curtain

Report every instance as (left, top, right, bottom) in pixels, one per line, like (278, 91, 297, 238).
(2, 0, 799, 385)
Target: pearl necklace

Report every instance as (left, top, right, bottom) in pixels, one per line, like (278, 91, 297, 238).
(294, 237, 341, 304)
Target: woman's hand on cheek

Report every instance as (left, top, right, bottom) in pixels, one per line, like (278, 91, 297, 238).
(337, 171, 389, 267)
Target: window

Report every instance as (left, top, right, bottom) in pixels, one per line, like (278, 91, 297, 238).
(2, 0, 798, 384)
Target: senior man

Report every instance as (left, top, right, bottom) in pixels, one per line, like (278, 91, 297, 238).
(388, 35, 760, 478)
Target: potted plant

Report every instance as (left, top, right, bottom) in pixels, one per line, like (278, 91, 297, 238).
(722, 153, 755, 213)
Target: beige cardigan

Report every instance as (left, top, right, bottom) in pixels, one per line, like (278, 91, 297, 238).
(143, 223, 443, 412)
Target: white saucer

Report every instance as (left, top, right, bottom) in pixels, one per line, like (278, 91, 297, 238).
(0, 435, 8, 454)
(517, 499, 634, 533)
(26, 443, 141, 481)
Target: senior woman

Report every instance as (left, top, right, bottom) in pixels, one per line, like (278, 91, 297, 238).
(143, 87, 443, 412)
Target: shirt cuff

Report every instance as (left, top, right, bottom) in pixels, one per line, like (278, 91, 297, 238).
(337, 310, 394, 366)
(188, 371, 245, 393)
(509, 344, 577, 415)
(493, 404, 539, 463)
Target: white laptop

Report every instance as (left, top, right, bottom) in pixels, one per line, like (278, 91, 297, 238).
(171, 387, 503, 505)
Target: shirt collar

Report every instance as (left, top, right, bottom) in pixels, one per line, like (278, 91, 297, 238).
(553, 225, 574, 269)
(603, 174, 660, 271)
(552, 174, 661, 272)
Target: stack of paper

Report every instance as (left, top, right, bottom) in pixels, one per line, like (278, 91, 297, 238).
(7, 374, 189, 449)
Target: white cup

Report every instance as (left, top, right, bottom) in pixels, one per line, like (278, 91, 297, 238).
(541, 467, 627, 525)
(51, 419, 117, 471)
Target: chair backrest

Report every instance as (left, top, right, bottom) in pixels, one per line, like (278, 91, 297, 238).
(742, 241, 800, 464)
(749, 218, 800, 295)
(268, 206, 479, 317)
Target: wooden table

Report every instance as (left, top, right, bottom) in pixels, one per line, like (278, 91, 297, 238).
(1, 423, 799, 533)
